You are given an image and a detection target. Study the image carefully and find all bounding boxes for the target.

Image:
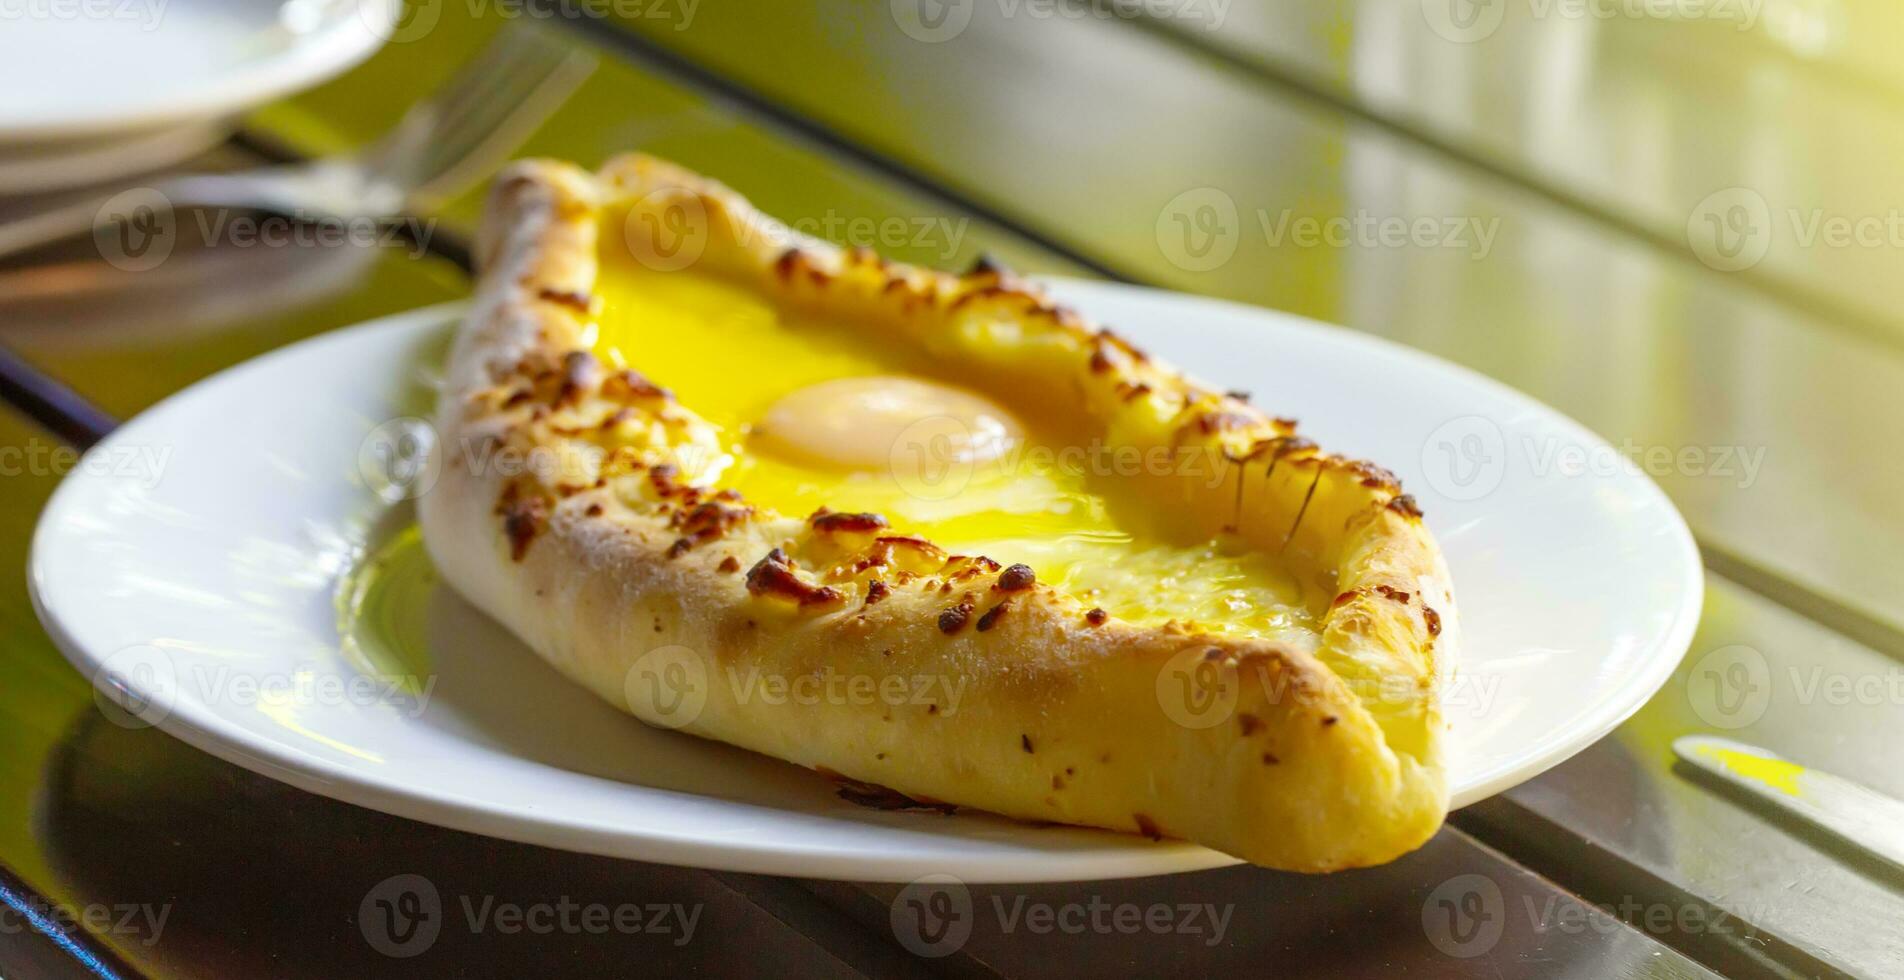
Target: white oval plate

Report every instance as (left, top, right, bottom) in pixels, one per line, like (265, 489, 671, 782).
(30, 280, 1702, 882)
(0, 0, 397, 145)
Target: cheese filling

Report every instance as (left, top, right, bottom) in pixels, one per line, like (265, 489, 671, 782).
(592, 255, 1322, 643)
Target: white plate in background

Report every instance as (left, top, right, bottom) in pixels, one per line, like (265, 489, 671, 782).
(0, 0, 397, 189)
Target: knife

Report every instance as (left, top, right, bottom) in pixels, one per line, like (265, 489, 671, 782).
(1674, 734, 1904, 873)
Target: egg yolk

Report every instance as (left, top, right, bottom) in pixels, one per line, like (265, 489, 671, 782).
(755, 375, 1021, 479)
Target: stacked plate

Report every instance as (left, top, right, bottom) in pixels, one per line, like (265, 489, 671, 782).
(0, 0, 398, 194)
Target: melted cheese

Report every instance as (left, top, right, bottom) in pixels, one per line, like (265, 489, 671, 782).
(592, 255, 1319, 642)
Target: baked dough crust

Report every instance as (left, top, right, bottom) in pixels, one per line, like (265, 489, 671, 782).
(419, 155, 1455, 871)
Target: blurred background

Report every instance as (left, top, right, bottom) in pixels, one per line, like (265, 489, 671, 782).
(0, 0, 1900, 976)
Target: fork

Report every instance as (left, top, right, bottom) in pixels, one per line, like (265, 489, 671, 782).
(0, 24, 595, 261)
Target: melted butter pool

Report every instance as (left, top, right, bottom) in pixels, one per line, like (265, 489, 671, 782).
(336, 524, 436, 695)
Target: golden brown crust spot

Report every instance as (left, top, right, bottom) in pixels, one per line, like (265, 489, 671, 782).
(670, 500, 755, 549)
(810, 510, 889, 534)
(602, 369, 669, 403)
(1195, 411, 1259, 435)
(1341, 459, 1401, 492)
(966, 253, 1010, 277)
(501, 496, 547, 561)
(937, 599, 975, 634)
(995, 563, 1036, 592)
(537, 287, 596, 314)
(648, 463, 683, 497)
(976, 599, 1010, 632)
(819, 769, 959, 814)
(746, 549, 843, 608)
